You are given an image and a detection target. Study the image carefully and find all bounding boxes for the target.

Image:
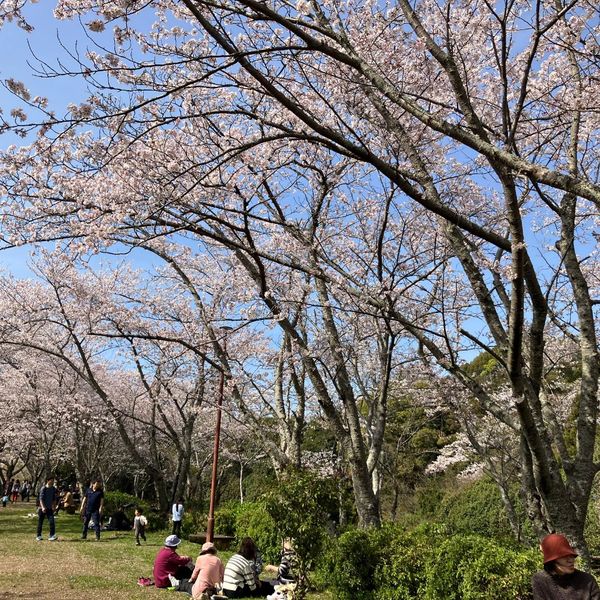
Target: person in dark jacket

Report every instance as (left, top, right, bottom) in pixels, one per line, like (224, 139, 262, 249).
(532, 533, 600, 599)
(80, 479, 105, 541)
(36, 476, 59, 541)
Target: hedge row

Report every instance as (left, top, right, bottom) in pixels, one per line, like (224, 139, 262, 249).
(319, 524, 540, 600)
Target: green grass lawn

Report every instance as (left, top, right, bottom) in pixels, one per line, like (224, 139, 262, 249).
(0, 502, 330, 600)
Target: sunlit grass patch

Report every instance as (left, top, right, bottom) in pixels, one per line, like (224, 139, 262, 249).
(0, 502, 332, 599)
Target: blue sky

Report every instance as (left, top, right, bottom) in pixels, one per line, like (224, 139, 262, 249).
(1, 5, 77, 277)
(0, 4, 145, 278)
(1, 4, 91, 118)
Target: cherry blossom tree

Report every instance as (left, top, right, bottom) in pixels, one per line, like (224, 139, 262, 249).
(0, 0, 599, 547)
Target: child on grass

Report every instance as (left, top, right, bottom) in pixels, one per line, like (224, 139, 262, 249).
(133, 507, 148, 546)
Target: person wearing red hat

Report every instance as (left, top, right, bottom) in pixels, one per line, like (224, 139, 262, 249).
(532, 533, 600, 599)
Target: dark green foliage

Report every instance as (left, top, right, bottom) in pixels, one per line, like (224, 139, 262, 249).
(214, 502, 239, 537)
(462, 353, 505, 388)
(379, 397, 459, 521)
(217, 460, 277, 505)
(302, 422, 337, 453)
(374, 524, 447, 600)
(265, 471, 336, 599)
(415, 477, 447, 519)
(234, 501, 280, 563)
(424, 535, 539, 600)
(437, 478, 514, 541)
(180, 508, 206, 539)
(319, 528, 378, 600)
(324, 523, 539, 600)
(102, 491, 164, 531)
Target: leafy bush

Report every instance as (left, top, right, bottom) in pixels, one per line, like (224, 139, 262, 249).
(180, 508, 206, 539)
(321, 528, 378, 600)
(266, 471, 337, 599)
(374, 523, 446, 600)
(179, 502, 240, 544)
(424, 534, 538, 600)
(438, 479, 514, 541)
(234, 501, 280, 563)
(102, 491, 139, 515)
(323, 523, 538, 600)
(215, 503, 239, 537)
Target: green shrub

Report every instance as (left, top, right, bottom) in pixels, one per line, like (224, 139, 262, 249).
(415, 477, 447, 519)
(322, 528, 378, 600)
(323, 523, 538, 600)
(180, 509, 206, 539)
(374, 523, 446, 600)
(424, 534, 538, 600)
(438, 479, 513, 541)
(102, 491, 139, 515)
(234, 501, 279, 564)
(265, 471, 336, 599)
(215, 503, 239, 537)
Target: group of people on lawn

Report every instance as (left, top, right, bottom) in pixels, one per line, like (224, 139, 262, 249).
(36, 475, 107, 541)
(153, 497, 294, 599)
(153, 534, 293, 600)
(32, 474, 600, 599)
(34, 475, 292, 599)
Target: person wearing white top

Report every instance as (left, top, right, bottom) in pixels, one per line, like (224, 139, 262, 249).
(133, 507, 148, 545)
(172, 498, 184, 537)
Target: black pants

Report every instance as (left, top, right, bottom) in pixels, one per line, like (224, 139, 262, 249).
(175, 566, 193, 581)
(36, 509, 55, 537)
(224, 581, 275, 598)
(176, 579, 217, 595)
(172, 520, 182, 536)
(135, 525, 146, 544)
(82, 510, 101, 539)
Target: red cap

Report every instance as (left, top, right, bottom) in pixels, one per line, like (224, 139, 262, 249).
(541, 534, 578, 563)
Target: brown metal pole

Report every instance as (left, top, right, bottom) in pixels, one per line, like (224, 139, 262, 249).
(206, 334, 227, 543)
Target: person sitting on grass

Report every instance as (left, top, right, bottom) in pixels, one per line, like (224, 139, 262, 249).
(153, 534, 193, 589)
(222, 537, 275, 598)
(61, 487, 75, 514)
(174, 541, 224, 599)
(277, 539, 297, 583)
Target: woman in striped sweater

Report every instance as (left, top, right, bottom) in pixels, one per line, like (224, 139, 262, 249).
(222, 538, 275, 598)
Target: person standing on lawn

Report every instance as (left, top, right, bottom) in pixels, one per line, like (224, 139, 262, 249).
(172, 497, 184, 537)
(36, 475, 59, 541)
(11, 479, 20, 503)
(133, 507, 148, 546)
(20, 480, 31, 502)
(80, 479, 105, 541)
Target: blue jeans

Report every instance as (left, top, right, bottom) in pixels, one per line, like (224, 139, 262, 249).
(37, 508, 55, 537)
(82, 510, 101, 539)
